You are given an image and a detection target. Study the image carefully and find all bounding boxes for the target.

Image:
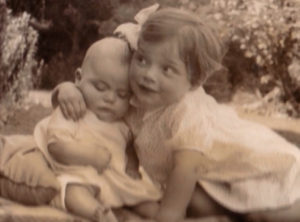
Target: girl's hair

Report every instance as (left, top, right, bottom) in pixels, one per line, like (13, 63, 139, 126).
(140, 8, 224, 86)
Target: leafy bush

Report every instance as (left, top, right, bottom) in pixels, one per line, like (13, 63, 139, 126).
(177, 0, 300, 116)
(40, 52, 83, 89)
(0, 3, 41, 123)
(5, 0, 116, 89)
(3, 0, 300, 116)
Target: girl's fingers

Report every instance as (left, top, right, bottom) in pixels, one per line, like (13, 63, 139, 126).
(59, 102, 70, 120)
(73, 102, 82, 120)
(66, 102, 77, 121)
(79, 100, 87, 118)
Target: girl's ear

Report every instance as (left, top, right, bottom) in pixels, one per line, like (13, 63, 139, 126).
(75, 68, 82, 85)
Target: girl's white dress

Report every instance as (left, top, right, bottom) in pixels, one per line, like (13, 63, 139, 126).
(128, 87, 300, 213)
(34, 108, 161, 209)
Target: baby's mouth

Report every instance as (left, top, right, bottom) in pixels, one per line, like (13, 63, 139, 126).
(98, 107, 114, 116)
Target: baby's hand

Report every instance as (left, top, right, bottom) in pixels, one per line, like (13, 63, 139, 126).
(126, 167, 142, 180)
(56, 82, 86, 121)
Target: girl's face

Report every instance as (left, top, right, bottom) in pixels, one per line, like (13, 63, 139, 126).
(130, 39, 192, 110)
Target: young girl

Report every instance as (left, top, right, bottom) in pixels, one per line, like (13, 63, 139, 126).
(53, 7, 300, 222)
(35, 37, 161, 222)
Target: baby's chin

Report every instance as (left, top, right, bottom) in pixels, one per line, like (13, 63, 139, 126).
(95, 111, 122, 122)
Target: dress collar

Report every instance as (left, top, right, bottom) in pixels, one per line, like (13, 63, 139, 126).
(129, 87, 205, 122)
(129, 96, 166, 122)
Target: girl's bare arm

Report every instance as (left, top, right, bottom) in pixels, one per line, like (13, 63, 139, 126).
(48, 142, 111, 173)
(155, 150, 207, 222)
(51, 82, 86, 120)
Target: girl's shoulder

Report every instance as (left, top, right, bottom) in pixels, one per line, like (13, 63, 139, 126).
(163, 87, 212, 126)
(163, 87, 230, 149)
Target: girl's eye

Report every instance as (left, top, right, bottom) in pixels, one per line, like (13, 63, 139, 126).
(135, 53, 147, 66)
(162, 66, 176, 77)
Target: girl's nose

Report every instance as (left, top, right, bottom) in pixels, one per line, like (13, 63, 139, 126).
(142, 66, 157, 84)
(104, 91, 116, 103)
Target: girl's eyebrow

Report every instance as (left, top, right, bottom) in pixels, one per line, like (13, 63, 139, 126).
(165, 59, 177, 66)
(163, 57, 181, 68)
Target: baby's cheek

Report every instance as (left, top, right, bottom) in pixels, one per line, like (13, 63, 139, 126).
(117, 101, 130, 117)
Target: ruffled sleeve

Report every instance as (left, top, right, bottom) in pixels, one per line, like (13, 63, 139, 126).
(165, 87, 216, 153)
(165, 87, 300, 184)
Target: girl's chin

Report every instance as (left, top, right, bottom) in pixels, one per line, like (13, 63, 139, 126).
(131, 94, 153, 109)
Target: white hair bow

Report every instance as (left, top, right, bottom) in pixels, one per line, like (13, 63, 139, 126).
(114, 3, 160, 50)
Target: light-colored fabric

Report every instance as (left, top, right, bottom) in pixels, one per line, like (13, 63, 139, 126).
(34, 108, 161, 208)
(0, 135, 59, 205)
(129, 86, 300, 213)
(0, 135, 36, 174)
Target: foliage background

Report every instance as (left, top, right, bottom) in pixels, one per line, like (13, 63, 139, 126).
(1, 0, 300, 120)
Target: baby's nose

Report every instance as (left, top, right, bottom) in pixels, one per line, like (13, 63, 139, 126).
(104, 91, 116, 103)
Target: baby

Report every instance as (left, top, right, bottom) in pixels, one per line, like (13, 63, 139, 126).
(34, 37, 161, 222)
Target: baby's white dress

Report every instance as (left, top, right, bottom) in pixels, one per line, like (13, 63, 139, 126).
(128, 87, 300, 213)
(34, 108, 161, 209)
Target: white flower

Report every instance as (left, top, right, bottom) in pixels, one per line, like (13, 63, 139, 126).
(245, 50, 253, 58)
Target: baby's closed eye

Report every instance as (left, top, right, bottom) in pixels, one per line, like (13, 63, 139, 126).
(117, 90, 131, 99)
(94, 81, 108, 91)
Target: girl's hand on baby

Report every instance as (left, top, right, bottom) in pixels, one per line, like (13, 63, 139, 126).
(57, 82, 86, 121)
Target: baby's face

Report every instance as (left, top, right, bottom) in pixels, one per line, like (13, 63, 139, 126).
(78, 57, 130, 122)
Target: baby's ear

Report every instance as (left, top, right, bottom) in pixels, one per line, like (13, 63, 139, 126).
(75, 68, 82, 85)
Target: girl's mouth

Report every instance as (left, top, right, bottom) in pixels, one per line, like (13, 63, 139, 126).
(138, 84, 158, 94)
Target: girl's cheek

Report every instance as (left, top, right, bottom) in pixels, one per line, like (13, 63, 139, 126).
(130, 66, 140, 81)
(129, 62, 137, 77)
